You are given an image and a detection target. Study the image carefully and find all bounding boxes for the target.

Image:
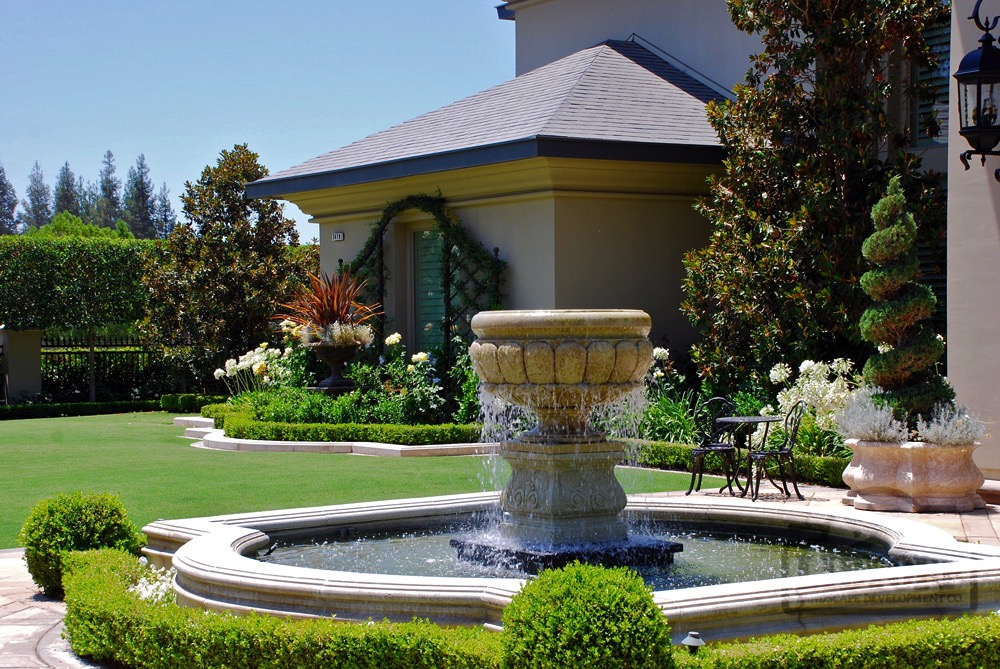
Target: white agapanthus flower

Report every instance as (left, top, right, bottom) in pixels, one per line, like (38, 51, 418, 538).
(769, 363, 792, 384)
(653, 347, 669, 361)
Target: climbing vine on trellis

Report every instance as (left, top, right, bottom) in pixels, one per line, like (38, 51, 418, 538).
(343, 193, 506, 374)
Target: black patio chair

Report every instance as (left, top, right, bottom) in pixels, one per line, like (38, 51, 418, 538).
(747, 400, 806, 501)
(686, 397, 740, 496)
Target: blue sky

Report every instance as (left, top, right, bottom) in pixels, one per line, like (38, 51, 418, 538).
(0, 1, 515, 238)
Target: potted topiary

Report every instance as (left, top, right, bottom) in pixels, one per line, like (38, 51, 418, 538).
(838, 177, 986, 512)
(276, 271, 381, 394)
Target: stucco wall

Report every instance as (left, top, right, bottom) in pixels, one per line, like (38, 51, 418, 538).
(508, 0, 760, 90)
(552, 195, 706, 352)
(948, 5, 1000, 479)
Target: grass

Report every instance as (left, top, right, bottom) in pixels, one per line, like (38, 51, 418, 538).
(0, 412, 697, 549)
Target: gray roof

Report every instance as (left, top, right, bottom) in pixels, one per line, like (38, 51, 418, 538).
(247, 40, 725, 199)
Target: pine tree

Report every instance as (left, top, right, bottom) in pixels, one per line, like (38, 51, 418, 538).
(52, 162, 81, 217)
(152, 183, 177, 239)
(0, 161, 17, 235)
(123, 154, 156, 238)
(17, 162, 52, 231)
(77, 177, 98, 226)
(94, 150, 121, 228)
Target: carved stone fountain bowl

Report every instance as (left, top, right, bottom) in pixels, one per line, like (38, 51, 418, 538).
(468, 310, 653, 429)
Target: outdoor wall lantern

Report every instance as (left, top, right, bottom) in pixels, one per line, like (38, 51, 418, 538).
(956, 0, 1000, 180)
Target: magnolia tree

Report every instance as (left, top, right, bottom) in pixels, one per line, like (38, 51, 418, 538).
(682, 0, 948, 393)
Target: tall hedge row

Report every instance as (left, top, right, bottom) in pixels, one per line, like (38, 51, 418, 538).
(0, 237, 151, 330)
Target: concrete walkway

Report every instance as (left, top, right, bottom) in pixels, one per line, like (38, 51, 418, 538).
(4, 483, 1000, 667)
(0, 549, 96, 668)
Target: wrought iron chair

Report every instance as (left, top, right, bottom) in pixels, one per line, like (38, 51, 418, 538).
(686, 397, 741, 496)
(747, 400, 806, 501)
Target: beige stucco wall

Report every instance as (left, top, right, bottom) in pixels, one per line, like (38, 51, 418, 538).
(506, 0, 760, 90)
(948, 5, 1000, 479)
(552, 195, 706, 352)
(0, 330, 42, 403)
(306, 162, 709, 353)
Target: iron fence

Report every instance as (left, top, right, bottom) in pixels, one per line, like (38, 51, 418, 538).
(41, 334, 167, 402)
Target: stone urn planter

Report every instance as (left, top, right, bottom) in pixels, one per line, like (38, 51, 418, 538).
(308, 343, 360, 394)
(842, 439, 986, 513)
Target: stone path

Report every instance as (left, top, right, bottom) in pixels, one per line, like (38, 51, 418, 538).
(0, 549, 95, 668)
(4, 482, 1000, 667)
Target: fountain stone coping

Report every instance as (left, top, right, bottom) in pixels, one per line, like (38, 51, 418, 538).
(143, 492, 1000, 642)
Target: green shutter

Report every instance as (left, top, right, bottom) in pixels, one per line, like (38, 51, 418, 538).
(413, 230, 445, 353)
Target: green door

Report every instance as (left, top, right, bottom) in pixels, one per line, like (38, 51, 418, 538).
(413, 230, 445, 353)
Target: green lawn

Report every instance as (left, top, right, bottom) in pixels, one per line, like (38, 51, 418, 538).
(0, 412, 696, 548)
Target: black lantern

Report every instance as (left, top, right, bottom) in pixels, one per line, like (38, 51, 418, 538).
(956, 0, 1000, 179)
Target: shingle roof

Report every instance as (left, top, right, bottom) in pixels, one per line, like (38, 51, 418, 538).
(247, 40, 725, 198)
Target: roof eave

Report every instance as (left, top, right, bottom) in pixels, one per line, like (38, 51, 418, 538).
(245, 136, 724, 199)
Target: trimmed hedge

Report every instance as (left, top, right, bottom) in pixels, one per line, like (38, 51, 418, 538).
(637, 440, 850, 489)
(62, 549, 1000, 669)
(0, 236, 150, 330)
(200, 402, 237, 429)
(63, 549, 501, 669)
(160, 393, 228, 413)
(674, 615, 1000, 668)
(0, 400, 161, 421)
(222, 412, 482, 445)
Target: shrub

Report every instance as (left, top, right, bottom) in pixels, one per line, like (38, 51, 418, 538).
(673, 614, 1000, 669)
(63, 548, 501, 669)
(200, 402, 238, 428)
(860, 176, 952, 421)
(222, 412, 481, 446)
(161, 393, 228, 413)
(501, 562, 673, 669)
(637, 440, 850, 489)
(17, 492, 145, 598)
(0, 400, 160, 420)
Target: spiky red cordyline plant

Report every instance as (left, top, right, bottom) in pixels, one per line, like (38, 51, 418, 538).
(276, 271, 381, 330)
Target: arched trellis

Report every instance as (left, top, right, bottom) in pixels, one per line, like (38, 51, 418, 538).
(342, 194, 506, 376)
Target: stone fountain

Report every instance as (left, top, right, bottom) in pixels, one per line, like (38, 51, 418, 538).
(452, 309, 682, 572)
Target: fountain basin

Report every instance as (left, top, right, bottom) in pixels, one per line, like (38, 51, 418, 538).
(143, 493, 1000, 642)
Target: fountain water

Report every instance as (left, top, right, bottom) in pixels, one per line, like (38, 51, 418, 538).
(451, 309, 681, 571)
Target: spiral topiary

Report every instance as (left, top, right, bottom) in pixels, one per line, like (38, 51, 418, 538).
(859, 176, 953, 422)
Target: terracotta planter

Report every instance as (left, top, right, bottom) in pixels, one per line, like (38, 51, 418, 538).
(842, 438, 986, 513)
(309, 343, 360, 394)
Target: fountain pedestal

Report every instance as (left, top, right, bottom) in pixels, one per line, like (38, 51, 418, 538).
(499, 437, 629, 546)
(454, 309, 682, 573)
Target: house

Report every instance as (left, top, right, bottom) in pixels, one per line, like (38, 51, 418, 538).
(245, 0, 762, 355)
(245, 1, 998, 479)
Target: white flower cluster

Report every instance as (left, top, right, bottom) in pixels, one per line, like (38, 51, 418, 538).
(385, 332, 402, 346)
(834, 386, 908, 443)
(213, 343, 291, 395)
(303, 323, 374, 348)
(916, 404, 987, 446)
(128, 557, 176, 604)
(770, 359, 855, 430)
(652, 347, 669, 362)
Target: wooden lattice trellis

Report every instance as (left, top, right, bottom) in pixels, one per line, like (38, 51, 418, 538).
(342, 194, 506, 375)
